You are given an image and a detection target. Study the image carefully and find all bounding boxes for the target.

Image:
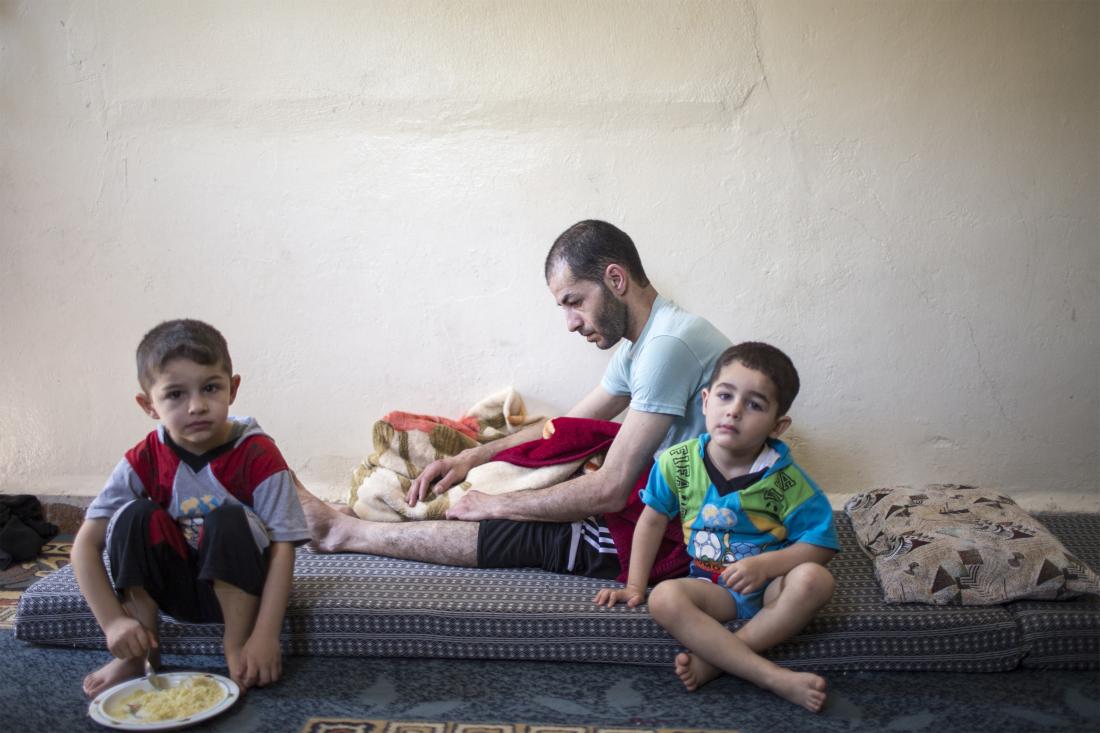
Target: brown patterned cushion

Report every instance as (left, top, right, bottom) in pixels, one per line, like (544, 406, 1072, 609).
(845, 485, 1100, 605)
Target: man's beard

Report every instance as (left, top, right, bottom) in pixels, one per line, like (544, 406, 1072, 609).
(593, 283, 629, 349)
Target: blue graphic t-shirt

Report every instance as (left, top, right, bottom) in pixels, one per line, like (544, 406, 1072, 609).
(640, 435, 839, 572)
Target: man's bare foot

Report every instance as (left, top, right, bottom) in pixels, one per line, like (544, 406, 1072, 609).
(674, 651, 722, 691)
(326, 501, 357, 517)
(83, 656, 143, 698)
(767, 669, 828, 713)
(296, 482, 362, 553)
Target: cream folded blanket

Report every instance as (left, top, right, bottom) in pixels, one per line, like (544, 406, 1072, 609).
(349, 388, 577, 521)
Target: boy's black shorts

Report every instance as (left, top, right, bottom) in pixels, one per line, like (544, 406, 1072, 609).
(107, 498, 267, 623)
(476, 516, 620, 579)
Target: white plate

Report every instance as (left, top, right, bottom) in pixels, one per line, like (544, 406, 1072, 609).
(88, 671, 240, 731)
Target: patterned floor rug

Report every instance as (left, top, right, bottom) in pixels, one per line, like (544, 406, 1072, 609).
(4, 619, 1098, 732)
(0, 534, 73, 629)
(299, 723, 734, 733)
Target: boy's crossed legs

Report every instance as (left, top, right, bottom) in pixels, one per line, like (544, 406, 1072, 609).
(83, 500, 271, 698)
(647, 561, 836, 713)
(82, 580, 261, 698)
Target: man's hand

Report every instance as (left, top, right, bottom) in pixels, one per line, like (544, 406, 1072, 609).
(407, 453, 478, 506)
(233, 634, 282, 692)
(593, 585, 646, 608)
(104, 616, 156, 660)
(444, 489, 498, 521)
(719, 555, 771, 595)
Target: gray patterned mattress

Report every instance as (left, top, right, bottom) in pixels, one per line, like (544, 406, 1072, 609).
(13, 512, 1099, 671)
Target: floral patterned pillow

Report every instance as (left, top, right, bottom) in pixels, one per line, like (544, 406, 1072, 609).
(844, 485, 1100, 605)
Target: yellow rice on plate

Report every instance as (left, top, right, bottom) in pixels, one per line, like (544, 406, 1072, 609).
(110, 676, 223, 721)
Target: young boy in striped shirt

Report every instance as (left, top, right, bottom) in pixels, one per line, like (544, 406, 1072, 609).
(73, 319, 309, 697)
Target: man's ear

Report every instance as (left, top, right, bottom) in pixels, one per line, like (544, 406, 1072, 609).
(700, 387, 710, 415)
(769, 415, 792, 440)
(603, 263, 628, 296)
(135, 392, 158, 420)
(228, 374, 241, 404)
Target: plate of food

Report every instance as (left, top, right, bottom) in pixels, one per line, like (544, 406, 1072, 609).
(88, 671, 240, 730)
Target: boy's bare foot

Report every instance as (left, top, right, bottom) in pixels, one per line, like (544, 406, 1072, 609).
(224, 643, 246, 691)
(83, 656, 143, 698)
(674, 651, 722, 691)
(674, 652, 827, 713)
(767, 669, 828, 713)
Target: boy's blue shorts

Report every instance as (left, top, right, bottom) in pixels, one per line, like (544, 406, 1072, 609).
(688, 564, 770, 619)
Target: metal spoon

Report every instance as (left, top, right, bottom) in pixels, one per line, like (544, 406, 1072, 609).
(145, 650, 167, 691)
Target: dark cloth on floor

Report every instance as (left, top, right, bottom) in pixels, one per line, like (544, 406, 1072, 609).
(0, 494, 59, 570)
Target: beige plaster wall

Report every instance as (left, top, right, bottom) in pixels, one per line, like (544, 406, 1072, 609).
(1, 1, 1097, 510)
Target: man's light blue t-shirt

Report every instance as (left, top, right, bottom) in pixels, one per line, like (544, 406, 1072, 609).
(600, 296, 731, 456)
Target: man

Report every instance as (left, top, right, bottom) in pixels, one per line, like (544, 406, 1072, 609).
(297, 220, 731, 579)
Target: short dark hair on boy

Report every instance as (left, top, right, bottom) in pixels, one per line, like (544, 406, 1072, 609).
(709, 342, 800, 416)
(544, 219, 650, 287)
(136, 319, 232, 391)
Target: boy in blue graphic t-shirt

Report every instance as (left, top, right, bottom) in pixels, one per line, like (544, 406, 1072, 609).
(595, 342, 839, 713)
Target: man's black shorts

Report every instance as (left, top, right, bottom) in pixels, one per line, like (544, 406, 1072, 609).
(476, 516, 620, 579)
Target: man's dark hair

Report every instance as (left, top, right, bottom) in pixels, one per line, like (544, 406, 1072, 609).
(544, 220, 650, 287)
(136, 319, 232, 391)
(709, 342, 801, 416)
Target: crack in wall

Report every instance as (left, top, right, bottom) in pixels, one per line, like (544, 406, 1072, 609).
(964, 319, 1019, 436)
(746, 0, 773, 101)
(832, 204, 1023, 439)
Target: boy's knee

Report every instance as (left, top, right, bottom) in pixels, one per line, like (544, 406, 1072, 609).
(118, 497, 159, 521)
(786, 562, 836, 601)
(109, 497, 165, 543)
(202, 503, 250, 533)
(648, 580, 687, 623)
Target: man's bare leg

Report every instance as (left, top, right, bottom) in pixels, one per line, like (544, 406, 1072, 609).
(649, 563, 835, 713)
(295, 478, 478, 566)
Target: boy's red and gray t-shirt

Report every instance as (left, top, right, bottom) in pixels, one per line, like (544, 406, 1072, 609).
(85, 417, 310, 551)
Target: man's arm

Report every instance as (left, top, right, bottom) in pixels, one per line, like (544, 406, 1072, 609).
(406, 419, 548, 505)
(445, 388, 673, 522)
(407, 385, 630, 506)
(564, 384, 632, 421)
